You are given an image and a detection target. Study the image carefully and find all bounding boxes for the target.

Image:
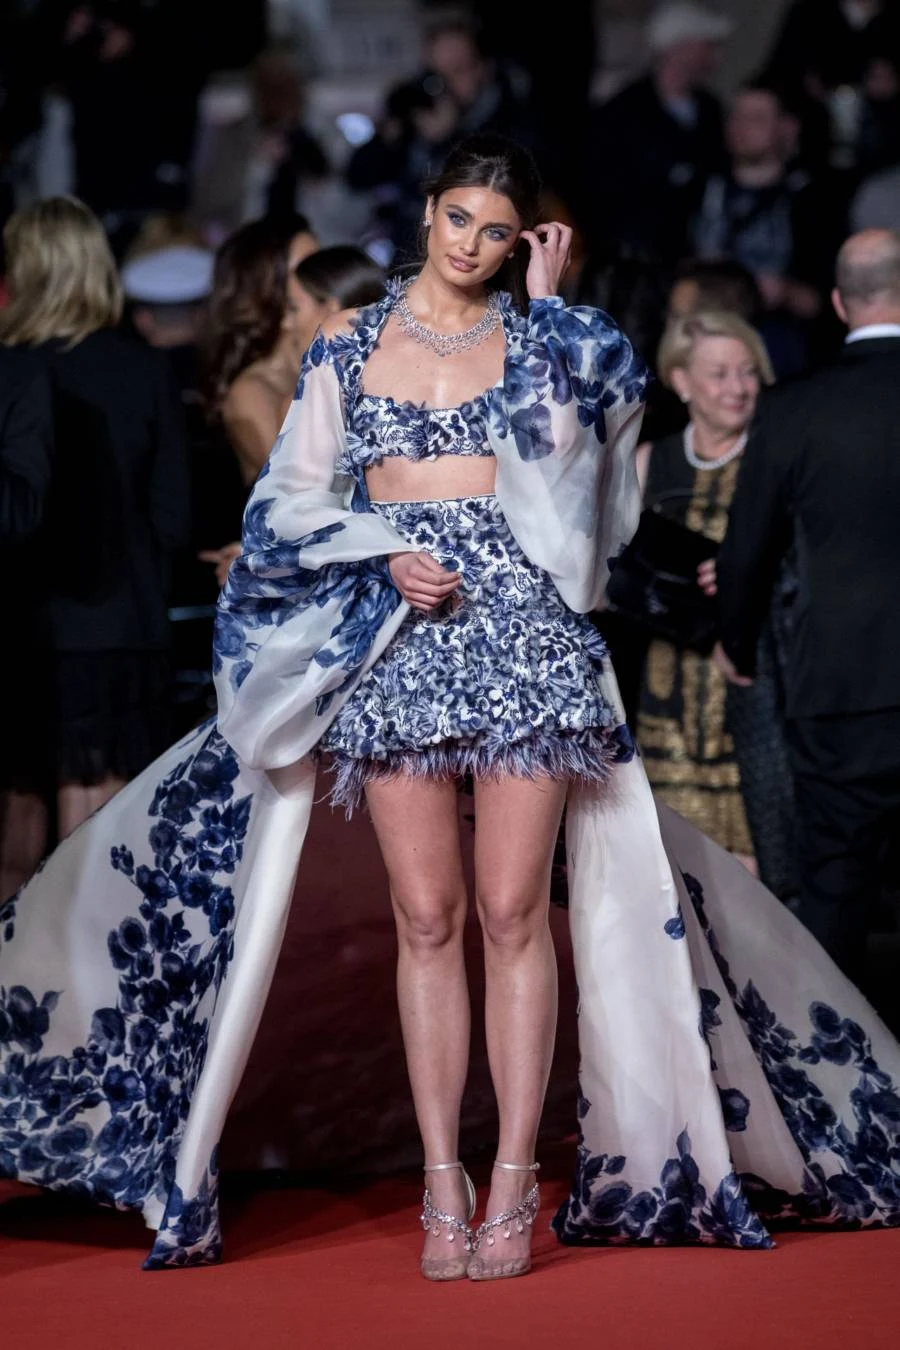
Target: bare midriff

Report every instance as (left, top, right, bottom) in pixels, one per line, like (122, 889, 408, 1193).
(365, 455, 497, 503)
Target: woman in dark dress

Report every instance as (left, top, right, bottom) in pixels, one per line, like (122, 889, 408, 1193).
(0, 196, 189, 877)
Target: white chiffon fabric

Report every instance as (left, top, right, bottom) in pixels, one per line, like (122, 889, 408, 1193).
(2, 288, 899, 1267)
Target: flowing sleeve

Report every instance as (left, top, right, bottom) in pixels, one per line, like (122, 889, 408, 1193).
(213, 335, 416, 770)
(489, 297, 649, 613)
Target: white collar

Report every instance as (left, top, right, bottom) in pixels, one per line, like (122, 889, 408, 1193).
(845, 323, 900, 344)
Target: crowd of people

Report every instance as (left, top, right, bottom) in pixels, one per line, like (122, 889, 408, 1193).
(1, 0, 900, 1002)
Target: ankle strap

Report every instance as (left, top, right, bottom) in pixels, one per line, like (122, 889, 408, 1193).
(494, 1160, 540, 1172)
(423, 1161, 463, 1173)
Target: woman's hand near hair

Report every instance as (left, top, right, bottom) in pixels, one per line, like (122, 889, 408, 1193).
(521, 222, 573, 301)
(388, 552, 460, 612)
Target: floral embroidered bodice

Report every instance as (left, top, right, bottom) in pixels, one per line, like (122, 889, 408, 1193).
(340, 389, 495, 474)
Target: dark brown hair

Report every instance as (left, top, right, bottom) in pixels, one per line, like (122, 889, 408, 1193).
(202, 213, 312, 414)
(294, 245, 385, 309)
(422, 133, 542, 310)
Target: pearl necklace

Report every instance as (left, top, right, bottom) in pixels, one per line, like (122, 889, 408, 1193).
(394, 280, 500, 358)
(683, 423, 747, 471)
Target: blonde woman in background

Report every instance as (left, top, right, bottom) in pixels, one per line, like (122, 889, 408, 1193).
(0, 196, 189, 893)
(635, 311, 775, 873)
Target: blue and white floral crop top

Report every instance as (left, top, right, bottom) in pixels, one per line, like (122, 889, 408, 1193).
(339, 388, 495, 475)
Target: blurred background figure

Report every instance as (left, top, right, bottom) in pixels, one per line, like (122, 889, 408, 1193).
(201, 212, 317, 493)
(634, 310, 792, 882)
(588, 2, 732, 272)
(46, 1, 210, 253)
(0, 342, 54, 899)
(718, 228, 900, 988)
(289, 244, 385, 355)
(0, 195, 189, 886)
(759, 0, 900, 180)
(345, 16, 537, 265)
(200, 240, 386, 591)
(691, 80, 846, 366)
(668, 255, 763, 322)
(122, 238, 245, 734)
(191, 43, 331, 244)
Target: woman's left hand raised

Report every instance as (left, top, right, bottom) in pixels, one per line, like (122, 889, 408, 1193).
(521, 222, 573, 301)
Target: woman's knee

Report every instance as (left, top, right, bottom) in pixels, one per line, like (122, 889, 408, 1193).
(393, 890, 467, 953)
(476, 890, 547, 952)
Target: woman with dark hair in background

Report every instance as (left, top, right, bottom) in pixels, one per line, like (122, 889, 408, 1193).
(0, 195, 188, 885)
(202, 242, 384, 588)
(197, 213, 318, 586)
(3, 140, 900, 1283)
(202, 212, 318, 489)
(289, 244, 385, 356)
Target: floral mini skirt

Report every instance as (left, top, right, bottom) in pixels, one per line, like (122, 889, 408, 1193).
(319, 494, 633, 812)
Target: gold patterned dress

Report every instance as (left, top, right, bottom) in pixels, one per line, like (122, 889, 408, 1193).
(636, 432, 752, 854)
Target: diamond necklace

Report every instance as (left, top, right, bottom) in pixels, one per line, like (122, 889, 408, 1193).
(393, 280, 500, 358)
(683, 422, 747, 471)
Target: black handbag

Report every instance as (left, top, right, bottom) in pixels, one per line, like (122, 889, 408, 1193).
(606, 492, 719, 653)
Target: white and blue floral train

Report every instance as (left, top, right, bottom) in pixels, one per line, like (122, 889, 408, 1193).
(2, 288, 899, 1266)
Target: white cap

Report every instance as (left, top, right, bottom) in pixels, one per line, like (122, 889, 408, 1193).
(647, 2, 734, 53)
(121, 246, 215, 304)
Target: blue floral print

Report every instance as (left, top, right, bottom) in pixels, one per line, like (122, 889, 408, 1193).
(0, 725, 250, 1264)
(339, 394, 494, 475)
(554, 1126, 772, 1247)
(686, 870, 900, 1229)
(143, 1148, 222, 1269)
(319, 495, 630, 811)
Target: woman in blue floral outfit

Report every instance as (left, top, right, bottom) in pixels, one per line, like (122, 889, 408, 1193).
(3, 136, 900, 1275)
(216, 134, 647, 1282)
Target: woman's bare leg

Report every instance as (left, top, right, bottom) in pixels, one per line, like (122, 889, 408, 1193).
(0, 791, 48, 899)
(473, 774, 567, 1264)
(364, 775, 471, 1262)
(57, 776, 126, 841)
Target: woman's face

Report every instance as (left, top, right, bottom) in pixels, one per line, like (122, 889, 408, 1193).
(284, 231, 321, 353)
(286, 280, 336, 356)
(425, 186, 521, 290)
(672, 335, 761, 436)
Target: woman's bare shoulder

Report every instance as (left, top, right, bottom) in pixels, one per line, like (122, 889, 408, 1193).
(223, 364, 284, 419)
(319, 308, 361, 341)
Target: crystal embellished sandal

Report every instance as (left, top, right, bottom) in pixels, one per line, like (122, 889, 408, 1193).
(467, 1161, 540, 1282)
(420, 1161, 477, 1282)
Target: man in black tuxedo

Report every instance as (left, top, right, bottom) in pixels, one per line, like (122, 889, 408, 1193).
(716, 228, 900, 984)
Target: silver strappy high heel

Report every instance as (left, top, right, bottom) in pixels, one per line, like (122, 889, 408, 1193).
(467, 1161, 540, 1281)
(420, 1161, 477, 1282)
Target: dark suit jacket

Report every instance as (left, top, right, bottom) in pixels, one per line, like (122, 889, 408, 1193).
(588, 74, 724, 266)
(717, 335, 900, 718)
(29, 328, 190, 652)
(0, 345, 53, 541)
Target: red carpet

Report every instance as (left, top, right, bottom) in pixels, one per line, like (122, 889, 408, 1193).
(3, 1161, 900, 1350)
(4, 798, 900, 1344)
